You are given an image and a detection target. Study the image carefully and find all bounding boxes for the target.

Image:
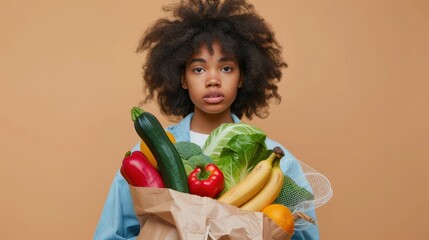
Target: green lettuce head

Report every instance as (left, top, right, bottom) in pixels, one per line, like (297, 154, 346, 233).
(202, 123, 271, 192)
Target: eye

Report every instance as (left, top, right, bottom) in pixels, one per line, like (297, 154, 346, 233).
(193, 67, 205, 74)
(221, 66, 233, 73)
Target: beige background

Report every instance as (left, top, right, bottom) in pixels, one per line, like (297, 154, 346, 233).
(1, 0, 428, 239)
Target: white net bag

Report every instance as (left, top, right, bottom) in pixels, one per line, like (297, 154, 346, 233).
(274, 158, 333, 230)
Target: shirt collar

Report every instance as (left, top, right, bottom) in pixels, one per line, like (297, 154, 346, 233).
(166, 112, 241, 142)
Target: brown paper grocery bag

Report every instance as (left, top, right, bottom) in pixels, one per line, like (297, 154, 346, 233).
(130, 186, 292, 240)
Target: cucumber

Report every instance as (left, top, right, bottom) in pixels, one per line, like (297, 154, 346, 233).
(131, 107, 189, 193)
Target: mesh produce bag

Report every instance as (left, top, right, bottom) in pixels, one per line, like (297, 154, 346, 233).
(274, 159, 333, 230)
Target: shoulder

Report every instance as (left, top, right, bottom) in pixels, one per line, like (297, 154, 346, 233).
(165, 113, 193, 142)
(265, 137, 305, 179)
(264, 137, 295, 159)
(131, 113, 193, 152)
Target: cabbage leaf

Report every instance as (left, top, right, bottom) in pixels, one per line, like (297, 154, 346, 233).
(202, 123, 265, 158)
(202, 123, 271, 192)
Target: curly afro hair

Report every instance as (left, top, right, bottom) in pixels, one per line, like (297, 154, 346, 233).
(137, 0, 287, 120)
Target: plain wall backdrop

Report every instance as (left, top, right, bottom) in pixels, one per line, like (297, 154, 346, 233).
(1, 0, 428, 239)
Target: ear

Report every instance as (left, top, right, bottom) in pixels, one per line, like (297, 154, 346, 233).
(181, 75, 188, 89)
(238, 75, 244, 88)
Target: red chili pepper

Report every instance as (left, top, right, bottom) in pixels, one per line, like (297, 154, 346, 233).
(120, 151, 165, 188)
(188, 163, 224, 198)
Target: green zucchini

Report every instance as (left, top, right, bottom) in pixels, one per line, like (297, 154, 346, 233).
(131, 107, 189, 193)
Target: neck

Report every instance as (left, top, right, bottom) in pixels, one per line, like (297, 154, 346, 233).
(190, 109, 234, 134)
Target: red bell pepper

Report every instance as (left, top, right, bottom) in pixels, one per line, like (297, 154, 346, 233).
(188, 163, 224, 198)
(120, 151, 165, 188)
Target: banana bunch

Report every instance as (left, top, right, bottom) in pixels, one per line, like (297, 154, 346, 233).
(217, 146, 285, 212)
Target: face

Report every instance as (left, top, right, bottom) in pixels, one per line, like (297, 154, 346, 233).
(182, 42, 242, 118)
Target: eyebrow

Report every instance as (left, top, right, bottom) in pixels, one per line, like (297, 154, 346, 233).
(188, 56, 237, 65)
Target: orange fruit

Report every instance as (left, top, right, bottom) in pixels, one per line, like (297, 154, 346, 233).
(262, 204, 294, 234)
(140, 131, 176, 168)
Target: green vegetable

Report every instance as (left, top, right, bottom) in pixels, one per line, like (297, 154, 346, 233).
(131, 107, 189, 193)
(273, 175, 314, 211)
(202, 123, 271, 192)
(188, 154, 213, 168)
(181, 154, 213, 175)
(182, 160, 195, 175)
(174, 141, 203, 160)
(203, 123, 266, 158)
(174, 141, 213, 175)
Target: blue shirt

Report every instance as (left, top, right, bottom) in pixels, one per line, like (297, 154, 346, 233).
(94, 113, 320, 239)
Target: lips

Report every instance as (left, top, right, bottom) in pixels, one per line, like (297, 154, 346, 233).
(203, 92, 225, 104)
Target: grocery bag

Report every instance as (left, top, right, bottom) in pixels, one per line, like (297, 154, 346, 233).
(130, 186, 292, 240)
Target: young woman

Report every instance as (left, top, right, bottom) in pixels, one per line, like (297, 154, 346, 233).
(94, 1, 319, 239)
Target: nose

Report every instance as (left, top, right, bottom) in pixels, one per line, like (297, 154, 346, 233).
(206, 71, 221, 87)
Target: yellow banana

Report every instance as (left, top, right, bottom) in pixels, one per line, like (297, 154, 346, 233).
(217, 147, 284, 207)
(240, 164, 284, 211)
